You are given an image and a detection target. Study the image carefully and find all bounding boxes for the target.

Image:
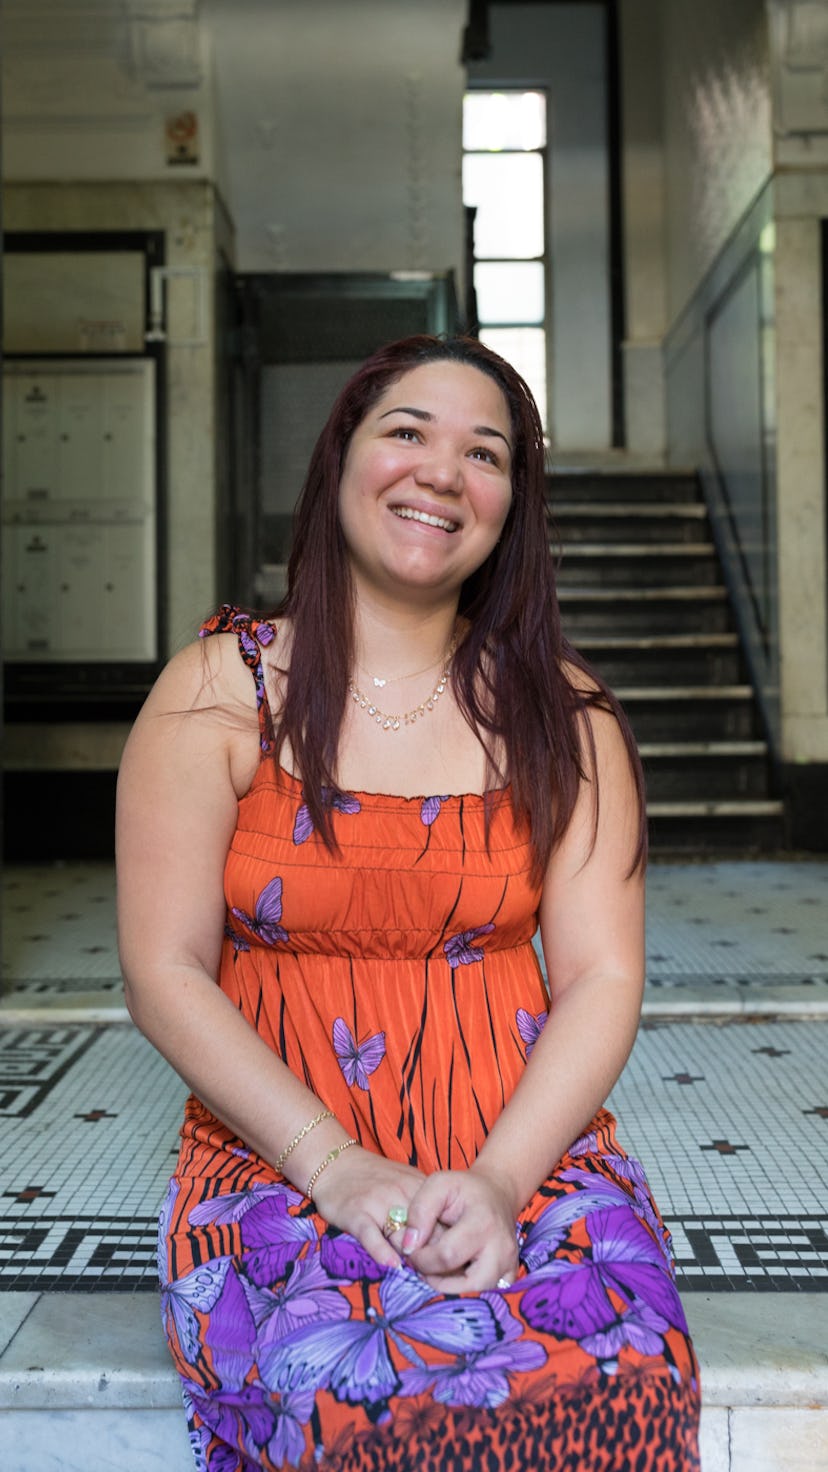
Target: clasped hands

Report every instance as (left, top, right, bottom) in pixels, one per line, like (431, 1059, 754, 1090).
(310, 1146, 519, 1294)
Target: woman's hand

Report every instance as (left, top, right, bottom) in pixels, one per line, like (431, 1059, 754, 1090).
(309, 1146, 431, 1270)
(400, 1168, 519, 1292)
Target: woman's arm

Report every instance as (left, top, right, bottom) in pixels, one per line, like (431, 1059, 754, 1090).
(116, 636, 421, 1267)
(404, 699, 645, 1289)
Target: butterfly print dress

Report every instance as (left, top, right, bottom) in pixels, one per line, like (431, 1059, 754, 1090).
(159, 608, 700, 1472)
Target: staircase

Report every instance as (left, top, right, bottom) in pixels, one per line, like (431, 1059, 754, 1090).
(549, 468, 787, 853)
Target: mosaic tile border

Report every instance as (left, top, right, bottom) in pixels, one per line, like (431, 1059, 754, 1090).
(1, 1212, 826, 1294)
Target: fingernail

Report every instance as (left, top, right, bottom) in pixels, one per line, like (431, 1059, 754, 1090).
(401, 1227, 419, 1254)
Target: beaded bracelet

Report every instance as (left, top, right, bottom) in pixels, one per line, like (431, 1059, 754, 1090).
(273, 1108, 334, 1174)
(306, 1138, 358, 1200)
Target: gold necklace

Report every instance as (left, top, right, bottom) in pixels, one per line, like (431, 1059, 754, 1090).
(348, 638, 456, 731)
(357, 651, 446, 689)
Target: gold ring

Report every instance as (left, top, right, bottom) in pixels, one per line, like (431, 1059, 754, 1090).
(382, 1204, 408, 1239)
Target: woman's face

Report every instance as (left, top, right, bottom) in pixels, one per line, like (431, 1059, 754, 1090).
(337, 360, 514, 605)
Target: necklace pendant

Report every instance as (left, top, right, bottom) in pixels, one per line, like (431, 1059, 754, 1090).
(372, 676, 387, 688)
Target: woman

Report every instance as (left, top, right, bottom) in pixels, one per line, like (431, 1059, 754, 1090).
(117, 335, 700, 1471)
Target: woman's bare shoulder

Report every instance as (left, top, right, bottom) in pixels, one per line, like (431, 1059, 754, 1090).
(142, 633, 258, 719)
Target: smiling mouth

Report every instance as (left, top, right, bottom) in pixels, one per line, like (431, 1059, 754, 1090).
(391, 506, 460, 533)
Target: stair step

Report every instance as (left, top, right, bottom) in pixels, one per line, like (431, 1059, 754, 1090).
(648, 798, 788, 852)
(552, 504, 709, 544)
(617, 688, 759, 740)
(578, 633, 742, 683)
(554, 503, 708, 519)
(561, 592, 732, 636)
(557, 548, 721, 588)
(578, 633, 738, 649)
(547, 470, 701, 503)
(560, 542, 714, 556)
(648, 799, 784, 817)
(618, 686, 753, 700)
(559, 586, 727, 602)
(640, 742, 772, 800)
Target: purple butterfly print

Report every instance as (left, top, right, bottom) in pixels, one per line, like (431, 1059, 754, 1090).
(241, 1256, 351, 1350)
(180, 1383, 211, 1472)
(580, 1298, 674, 1368)
(161, 1258, 231, 1364)
(400, 1329, 547, 1409)
(516, 1007, 548, 1057)
(568, 1130, 599, 1157)
(520, 1174, 635, 1272)
(238, 1192, 319, 1286)
(184, 1378, 282, 1468)
(237, 626, 262, 668)
(596, 1154, 675, 1268)
(231, 876, 288, 946)
(293, 790, 361, 845)
(204, 1263, 257, 1391)
(156, 1179, 179, 1287)
(265, 1385, 315, 1469)
(188, 1182, 303, 1229)
(320, 1231, 384, 1282)
(520, 1206, 686, 1360)
(420, 795, 449, 826)
(258, 1306, 401, 1410)
(224, 921, 250, 955)
(259, 1264, 507, 1410)
(332, 1016, 386, 1090)
(443, 922, 495, 969)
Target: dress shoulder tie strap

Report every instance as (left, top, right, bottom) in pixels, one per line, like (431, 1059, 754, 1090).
(198, 603, 276, 754)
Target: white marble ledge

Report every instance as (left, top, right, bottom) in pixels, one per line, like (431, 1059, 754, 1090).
(730, 1406, 828, 1472)
(685, 1293, 828, 1409)
(3, 1290, 828, 1419)
(0, 1293, 180, 1411)
(0, 1408, 194, 1472)
(0, 1293, 40, 1359)
(0, 999, 131, 1025)
(641, 988, 828, 1019)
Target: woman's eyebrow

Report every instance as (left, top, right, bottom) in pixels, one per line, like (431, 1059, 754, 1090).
(378, 404, 512, 451)
(378, 405, 432, 421)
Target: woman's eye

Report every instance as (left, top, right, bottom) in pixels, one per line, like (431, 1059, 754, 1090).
(389, 426, 420, 442)
(469, 446, 499, 466)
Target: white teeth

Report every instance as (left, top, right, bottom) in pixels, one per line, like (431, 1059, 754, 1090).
(392, 506, 458, 533)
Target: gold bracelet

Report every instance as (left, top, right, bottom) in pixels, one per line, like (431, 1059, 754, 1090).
(306, 1138, 358, 1200)
(274, 1109, 334, 1174)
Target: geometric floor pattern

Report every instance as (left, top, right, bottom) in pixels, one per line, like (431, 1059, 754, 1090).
(0, 1017, 825, 1293)
(1, 859, 827, 1293)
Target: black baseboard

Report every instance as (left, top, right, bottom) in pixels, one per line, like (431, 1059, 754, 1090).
(780, 763, 828, 852)
(3, 770, 117, 861)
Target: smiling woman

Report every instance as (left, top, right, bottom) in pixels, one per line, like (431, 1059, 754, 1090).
(336, 360, 513, 609)
(117, 335, 700, 1471)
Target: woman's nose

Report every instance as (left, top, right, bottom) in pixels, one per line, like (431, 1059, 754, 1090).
(414, 448, 462, 494)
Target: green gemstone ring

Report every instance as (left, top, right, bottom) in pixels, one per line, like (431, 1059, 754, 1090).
(382, 1204, 409, 1238)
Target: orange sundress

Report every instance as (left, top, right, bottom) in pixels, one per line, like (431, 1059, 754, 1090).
(158, 607, 700, 1471)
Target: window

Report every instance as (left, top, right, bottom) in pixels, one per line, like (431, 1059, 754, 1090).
(462, 90, 547, 429)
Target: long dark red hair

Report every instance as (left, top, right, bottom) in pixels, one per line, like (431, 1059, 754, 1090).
(270, 335, 646, 880)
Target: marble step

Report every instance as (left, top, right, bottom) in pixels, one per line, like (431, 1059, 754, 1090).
(1, 1292, 825, 1472)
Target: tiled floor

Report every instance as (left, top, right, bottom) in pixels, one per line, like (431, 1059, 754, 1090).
(1, 859, 827, 1296)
